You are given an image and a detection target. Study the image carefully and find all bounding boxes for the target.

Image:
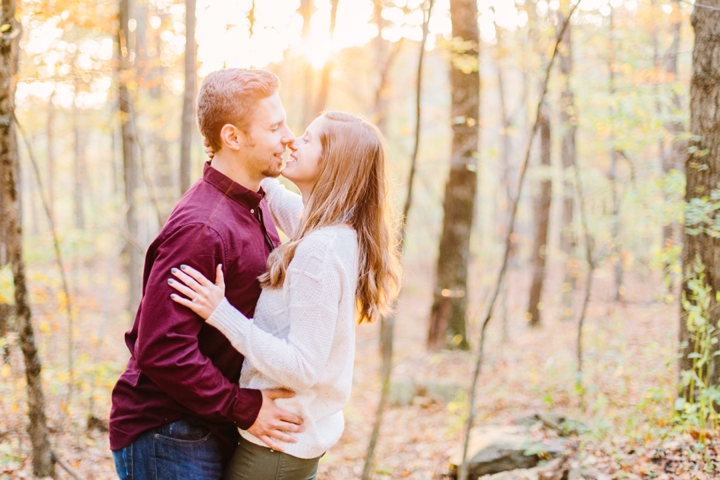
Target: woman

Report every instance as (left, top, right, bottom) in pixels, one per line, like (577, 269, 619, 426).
(167, 111, 402, 480)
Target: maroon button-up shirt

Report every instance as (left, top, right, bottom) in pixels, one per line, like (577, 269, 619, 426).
(109, 162, 281, 458)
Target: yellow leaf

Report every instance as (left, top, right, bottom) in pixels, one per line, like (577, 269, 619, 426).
(11, 403, 19, 413)
(1, 364, 10, 377)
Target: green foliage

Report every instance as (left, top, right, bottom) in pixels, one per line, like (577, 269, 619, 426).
(676, 260, 720, 443)
(651, 241, 682, 294)
(685, 183, 720, 237)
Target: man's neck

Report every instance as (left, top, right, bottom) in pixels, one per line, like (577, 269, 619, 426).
(211, 152, 261, 192)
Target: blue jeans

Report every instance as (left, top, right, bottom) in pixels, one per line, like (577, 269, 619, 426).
(112, 418, 225, 480)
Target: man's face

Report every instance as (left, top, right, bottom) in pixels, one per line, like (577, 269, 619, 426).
(240, 93, 294, 180)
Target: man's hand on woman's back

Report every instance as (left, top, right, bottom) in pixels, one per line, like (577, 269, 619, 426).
(248, 388, 305, 452)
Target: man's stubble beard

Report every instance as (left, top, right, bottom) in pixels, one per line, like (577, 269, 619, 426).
(261, 165, 282, 179)
(245, 132, 283, 179)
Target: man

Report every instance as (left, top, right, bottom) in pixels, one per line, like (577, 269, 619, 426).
(109, 69, 303, 479)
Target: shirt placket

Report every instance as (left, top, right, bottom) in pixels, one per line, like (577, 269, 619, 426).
(251, 206, 275, 252)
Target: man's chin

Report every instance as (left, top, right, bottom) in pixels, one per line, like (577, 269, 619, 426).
(261, 168, 282, 179)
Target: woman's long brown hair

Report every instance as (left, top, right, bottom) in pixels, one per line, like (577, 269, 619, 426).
(259, 111, 402, 323)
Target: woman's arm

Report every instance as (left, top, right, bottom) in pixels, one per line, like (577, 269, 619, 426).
(169, 231, 348, 392)
(260, 177, 303, 237)
(207, 295, 338, 392)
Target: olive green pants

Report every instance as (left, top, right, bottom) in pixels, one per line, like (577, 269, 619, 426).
(222, 436, 321, 480)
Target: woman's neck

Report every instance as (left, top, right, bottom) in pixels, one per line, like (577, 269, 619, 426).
(296, 183, 312, 205)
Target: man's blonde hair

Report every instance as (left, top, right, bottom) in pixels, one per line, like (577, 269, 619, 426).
(196, 69, 279, 151)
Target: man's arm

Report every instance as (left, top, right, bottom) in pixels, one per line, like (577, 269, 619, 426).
(134, 223, 302, 440)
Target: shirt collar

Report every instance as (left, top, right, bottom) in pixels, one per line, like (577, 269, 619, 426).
(203, 161, 265, 210)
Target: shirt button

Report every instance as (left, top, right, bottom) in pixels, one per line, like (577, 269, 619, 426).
(250, 209, 254, 213)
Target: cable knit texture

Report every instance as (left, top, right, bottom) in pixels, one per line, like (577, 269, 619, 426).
(206, 177, 358, 459)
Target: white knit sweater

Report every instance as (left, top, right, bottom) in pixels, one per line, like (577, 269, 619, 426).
(206, 177, 359, 459)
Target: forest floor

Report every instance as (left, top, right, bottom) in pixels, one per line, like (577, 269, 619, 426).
(0, 259, 714, 479)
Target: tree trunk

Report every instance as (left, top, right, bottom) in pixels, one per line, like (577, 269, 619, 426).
(46, 91, 55, 221)
(0, 1, 55, 475)
(148, 12, 173, 223)
(663, 0, 685, 251)
(372, 0, 400, 136)
(179, 0, 196, 195)
(72, 92, 85, 230)
(680, 0, 720, 389)
(427, 0, 479, 350)
(527, 104, 552, 327)
(118, 0, 142, 316)
(299, 0, 315, 126)
(362, 4, 433, 472)
(495, 26, 513, 342)
(558, 0, 577, 319)
(313, 0, 339, 115)
(373, 0, 386, 133)
(0, 73, 8, 352)
(608, 9, 624, 302)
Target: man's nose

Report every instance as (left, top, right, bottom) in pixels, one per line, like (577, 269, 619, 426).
(282, 127, 297, 150)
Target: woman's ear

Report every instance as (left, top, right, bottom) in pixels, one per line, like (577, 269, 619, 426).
(220, 124, 243, 151)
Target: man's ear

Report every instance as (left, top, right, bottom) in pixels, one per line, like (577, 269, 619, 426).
(219, 124, 243, 151)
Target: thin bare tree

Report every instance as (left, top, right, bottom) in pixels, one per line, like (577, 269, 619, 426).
(361, 1, 433, 478)
(149, 11, 174, 222)
(46, 89, 56, 219)
(527, 102, 552, 326)
(313, 0, 339, 115)
(0, 0, 54, 474)
(299, 0, 315, 126)
(72, 75, 86, 230)
(656, 0, 684, 292)
(117, 0, 142, 316)
(372, 0, 403, 135)
(558, 0, 578, 319)
(179, 0, 197, 195)
(607, 7, 624, 302)
(457, 4, 581, 478)
(573, 129, 595, 411)
(16, 115, 78, 418)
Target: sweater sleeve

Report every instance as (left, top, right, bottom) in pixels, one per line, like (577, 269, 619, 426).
(260, 177, 303, 237)
(206, 231, 345, 392)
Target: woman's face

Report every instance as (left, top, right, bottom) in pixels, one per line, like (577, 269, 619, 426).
(282, 117, 325, 190)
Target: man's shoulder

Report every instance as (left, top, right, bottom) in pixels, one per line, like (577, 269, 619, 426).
(165, 184, 241, 233)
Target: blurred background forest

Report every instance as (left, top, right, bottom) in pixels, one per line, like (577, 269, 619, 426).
(2, 0, 720, 478)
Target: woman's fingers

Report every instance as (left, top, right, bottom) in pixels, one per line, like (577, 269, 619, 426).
(171, 267, 203, 290)
(170, 292, 195, 309)
(259, 435, 284, 453)
(168, 278, 197, 298)
(169, 287, 212, 319)
(179, 264, 214, 287)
